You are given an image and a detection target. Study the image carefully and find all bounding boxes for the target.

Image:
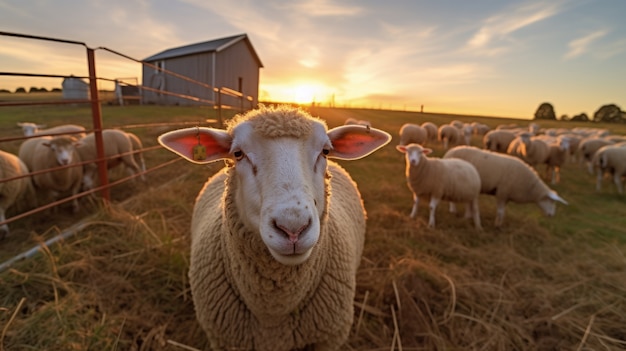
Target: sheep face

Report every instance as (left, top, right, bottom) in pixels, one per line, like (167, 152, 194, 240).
(536, 191, 568, 216)
(17, 122, 45, 137)
(42, 137, 79, 166)
(396, 143, 432, 167)
(159, 107, 391, 266)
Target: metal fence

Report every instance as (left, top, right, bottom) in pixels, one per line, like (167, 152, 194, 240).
(0, 31, 255, 233)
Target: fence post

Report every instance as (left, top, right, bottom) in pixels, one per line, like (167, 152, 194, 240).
(86, 47, 110, 202)
(217, 88, 223, 127)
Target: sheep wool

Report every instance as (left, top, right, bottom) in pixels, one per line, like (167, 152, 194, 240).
(0, 150, 34, 238)
(158, 105, 391, 351)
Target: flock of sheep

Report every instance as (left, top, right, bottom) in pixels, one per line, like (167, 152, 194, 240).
(0, 122, 146, 238)
(395, 119, 626, 229)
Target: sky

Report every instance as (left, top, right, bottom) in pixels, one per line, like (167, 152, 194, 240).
(1, 0, 625, 119)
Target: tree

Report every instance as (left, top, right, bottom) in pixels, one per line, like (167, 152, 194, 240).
(15, 87, 26, 93)
(534, 102, 556, 120)
(593, 104, 624, 123)
(570, 113, 590, 122)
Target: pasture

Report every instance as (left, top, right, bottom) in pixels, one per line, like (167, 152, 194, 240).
(0, 102, 625, 350)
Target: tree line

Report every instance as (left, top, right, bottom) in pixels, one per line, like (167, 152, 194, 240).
(534, 102, 626, 123)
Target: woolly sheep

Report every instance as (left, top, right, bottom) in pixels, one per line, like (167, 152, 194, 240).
(578, 137, 614, 174)
(509, 133, 550, 168)
(544, 137, 570, 184)
(483, 129, 517, 153)
(471, 122, 491, 136)
(443, 146, 568, 227)
(17, 122, 86, 138)
(157, 105, 391, 351)
(591, 144, 626, 194)
(421, 121, 438, 142)
(125, 131, 146, 174)
(0, 150, 35, 238)
(76, 129, 143, 190)
(438, 124, 460, 150)
(19, 136, 83, 213)
(398, 123, 428, 146)
(396, 143, 482, 230)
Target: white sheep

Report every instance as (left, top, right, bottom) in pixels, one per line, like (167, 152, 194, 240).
(438, 124, 460, 150)
(396, 143, 482, 230)
(591, 144, 626, 194)
(17, 122, 86, 138)
(507, 133, 550, 169)
(543, 136, 570, 184)
(460, 123, 474, 145)
(124, 131, 146, 174)
(471, 122, 491, 136)
(421, 121, 438, 143)
(578, 137, 614, 174)
(157, 105, 391, 351)
(483, 129, 517, 153)
(443, 146, 568, 227)
(76, 129, 144, 190)
(0, 150, 35, 238)
(398, 123, 428, 146)
(19, 136, 83, 213)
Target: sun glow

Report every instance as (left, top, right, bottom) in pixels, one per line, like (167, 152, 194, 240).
(262, 82, 333, 105)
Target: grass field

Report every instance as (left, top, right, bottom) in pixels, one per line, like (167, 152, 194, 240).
(0, 101, 625, 350)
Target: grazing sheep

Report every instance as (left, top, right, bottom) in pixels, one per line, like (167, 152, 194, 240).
(396, 143, 482, 230)
(578, 137, 614, 174)
(20, 136, 83, 213)
(438, 124, 460, 150)
(0, 150, 35, 238)
(76, 129, 143, 190)
(125, 131, 146, 174)
(443, 146, 568, 227)
(519, 134, 550, 168)
(399, 123, 428, 146)
(421, 121, 439, 142)
(17, 122, 86, 138)
(157, 105, 391, 351)
(544, 137, 570, 184)
(460, 123, 474, 145)
(483, 129, 517, 153)
(591, 144, 626, 194)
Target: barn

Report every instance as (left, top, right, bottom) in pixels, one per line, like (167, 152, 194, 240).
(141, 34, 263, 107)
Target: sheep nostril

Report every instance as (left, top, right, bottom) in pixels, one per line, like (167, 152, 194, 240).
(273, 218, 312, 243)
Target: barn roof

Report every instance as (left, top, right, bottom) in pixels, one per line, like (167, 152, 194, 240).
(143, 34, 263, 67)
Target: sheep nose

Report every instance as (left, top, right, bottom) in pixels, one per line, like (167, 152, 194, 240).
(273, 218, 311, 244)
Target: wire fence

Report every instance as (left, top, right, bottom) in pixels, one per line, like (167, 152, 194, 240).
(0, 31, 255, 234)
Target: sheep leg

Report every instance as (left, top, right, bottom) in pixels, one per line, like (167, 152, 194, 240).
(471, 198, 482, 230)
(614, 173, 624, 194)
(428, 197, 440, 228)
(596, 170, 603, 192)
(0, 210, 8, 239)
(410, 194, 419, 219)
(495, 200, 506, 227)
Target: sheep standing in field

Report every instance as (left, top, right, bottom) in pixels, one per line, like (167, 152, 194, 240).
(578, 137, 614, 173)
(421, 121, 438, 143)
(0, 150, 35, 238)
(508, 133, 550, 169)
(443, 146, 568, 227)
(158, 105, 391, 351)
(543, 137, 570, 184)
(396, 143, 482, 230)
(19, 136, 83, 213)
(17, 122, 86, 138)
(76, 129, 144, 190)
(438, 124, 460, 150)
(124, 131, 146, 174)
(483, 129, 517, 153)
(591, 144, 626, 194)
(471, 122, 491, 136)
(398, 123, 428, 146)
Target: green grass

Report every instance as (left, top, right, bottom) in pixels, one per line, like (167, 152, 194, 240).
(0, 103, 625, 350)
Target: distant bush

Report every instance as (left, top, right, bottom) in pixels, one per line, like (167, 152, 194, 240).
(0, 89, 11, 94)
(534, 102, 556, 120)
(15, 87, 26, 93)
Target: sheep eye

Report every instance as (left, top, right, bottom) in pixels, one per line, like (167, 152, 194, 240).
(322, 149, 330, 156)
(233, 150, 244, 161)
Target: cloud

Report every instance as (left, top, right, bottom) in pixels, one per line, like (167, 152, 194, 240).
(564, 29, 609, 59)
(466, 2, 564, 56)
(283, 0, 364, 17)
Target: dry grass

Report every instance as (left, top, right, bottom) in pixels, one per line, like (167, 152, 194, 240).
(1, 105, 625, 350)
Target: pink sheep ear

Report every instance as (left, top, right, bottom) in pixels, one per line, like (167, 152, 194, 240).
(158, 127, 232, 164)
(327, 125, 391, 160)
(423, 148, 433, 155)
(396, 145, 407, 153)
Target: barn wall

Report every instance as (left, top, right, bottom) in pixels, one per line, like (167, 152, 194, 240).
(216, 40, 260, 106)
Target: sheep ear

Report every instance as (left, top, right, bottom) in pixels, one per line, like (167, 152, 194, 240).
(158, 127, 232, 164)
(423, 148, 433, 155)
(396, 145, 407, 153)
(327, 125, 391, 160)
(37, 124, 47, 129)
(17, 122, 24, 127)
(549, 191, 568, 205)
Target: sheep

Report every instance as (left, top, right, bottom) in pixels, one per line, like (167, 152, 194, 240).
(124, 131, 146, 174)
(591, 144, 626, 194)
(19, 136, 83, 213)
(17, 122, 86, 138)
(443, 146, 568, 227)
(508, 133, 550, 169)
(398, 123, 428, 146)
(421, 121, 438, 143)
(578, 137, 614, 174)
(483, 129, 517, 153)
(438, 124, 460, 150)
(75, 129, 144, 190)
(460, 123, 474, 145)
(396, 143, 482, 230)
(544, 137, 570, 184)
(157, 105, 391, 351)
(471, 122, 491, 136)
(0, 150, 35, 238)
